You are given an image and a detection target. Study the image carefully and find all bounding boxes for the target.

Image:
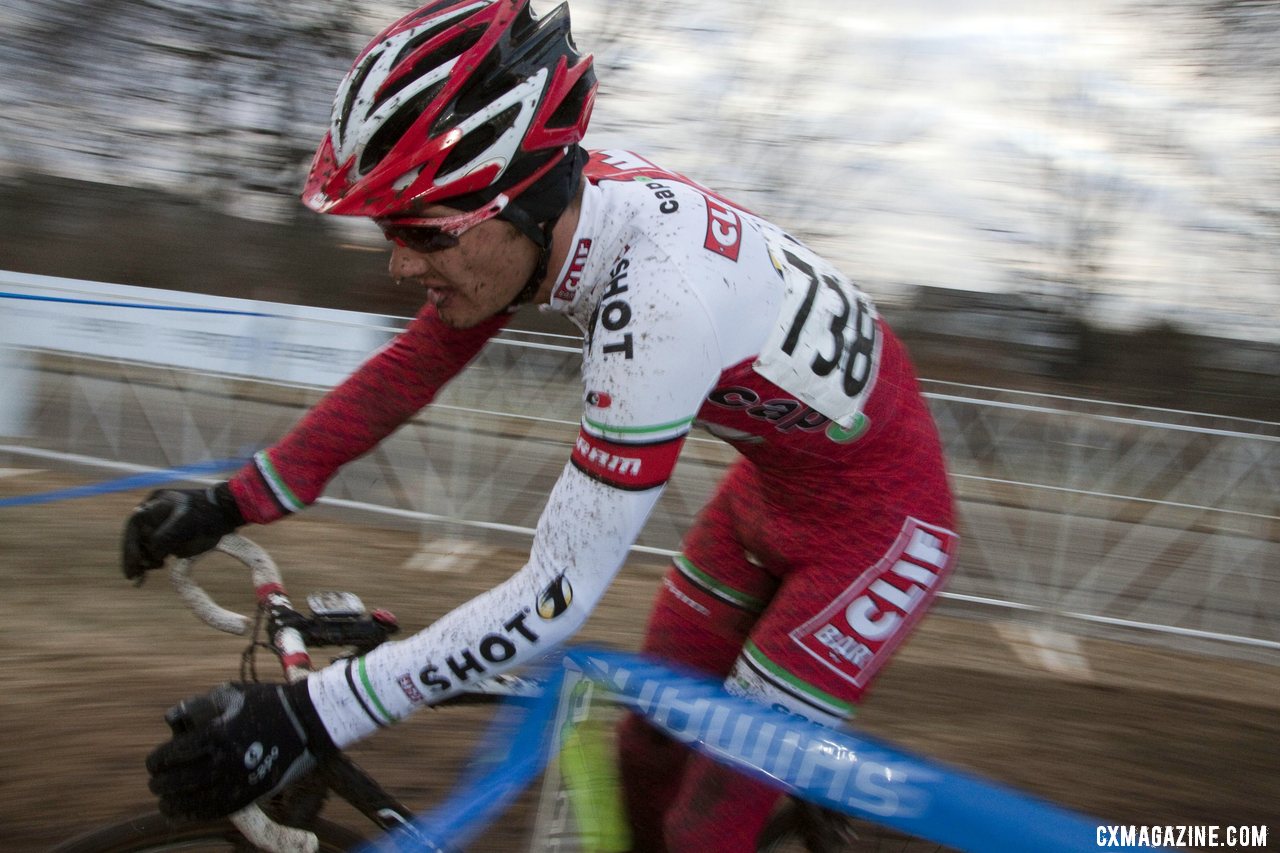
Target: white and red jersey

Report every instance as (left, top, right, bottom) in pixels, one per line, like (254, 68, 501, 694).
(558, 149, 912, 481)
(229, 150, 941, 748)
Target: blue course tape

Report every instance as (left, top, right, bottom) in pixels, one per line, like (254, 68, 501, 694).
(0, 458, 246, 507)
(368, 646, 1160, 852)
(0, 291, 275, 317)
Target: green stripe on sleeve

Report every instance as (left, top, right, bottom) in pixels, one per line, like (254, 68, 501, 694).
(255, 451, 305, 513)
(357, 656, 397, 725)
(582, 414, 694, 442)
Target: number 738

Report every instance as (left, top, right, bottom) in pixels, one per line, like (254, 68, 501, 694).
(777, 247, 878, 400)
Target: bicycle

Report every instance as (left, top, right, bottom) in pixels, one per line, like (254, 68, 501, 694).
(49, 534, 963, 852)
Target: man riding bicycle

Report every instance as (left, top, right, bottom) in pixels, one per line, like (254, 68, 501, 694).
(122, 1, 958, 849)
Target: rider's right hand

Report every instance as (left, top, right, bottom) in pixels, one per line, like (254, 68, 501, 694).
(146, 679, 334, 819)
(121, 483, 245, 581)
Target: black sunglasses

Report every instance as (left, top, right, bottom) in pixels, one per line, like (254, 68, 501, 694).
(379, 223, 462, 254)
(376, 198, 507, 254)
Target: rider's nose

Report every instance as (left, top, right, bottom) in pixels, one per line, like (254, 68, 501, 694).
(388, 245, 427, 278)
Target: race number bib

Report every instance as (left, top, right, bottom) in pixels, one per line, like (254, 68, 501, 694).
(753, 230, 881, 427)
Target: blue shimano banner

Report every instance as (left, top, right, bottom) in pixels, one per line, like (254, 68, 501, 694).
(567, 646, 1146, 853)
(363, 659, 567, 853)
(366, 646, 1157, 852)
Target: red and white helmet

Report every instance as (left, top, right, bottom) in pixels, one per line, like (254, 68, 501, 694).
(303, 0, 596, 219)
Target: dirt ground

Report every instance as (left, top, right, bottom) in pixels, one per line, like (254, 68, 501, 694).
(1, 468, 1277, 852)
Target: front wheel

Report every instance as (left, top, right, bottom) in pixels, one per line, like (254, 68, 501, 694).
(51, 811, 366, 853)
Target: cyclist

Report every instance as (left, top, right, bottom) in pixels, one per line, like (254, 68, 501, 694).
(122, 1, 958, 849)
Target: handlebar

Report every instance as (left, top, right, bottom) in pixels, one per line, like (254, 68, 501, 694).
(169, 534, 318, 853)
(170, 534, 281, 636)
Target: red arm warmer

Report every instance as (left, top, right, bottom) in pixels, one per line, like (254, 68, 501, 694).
(228, 305, 509, 523)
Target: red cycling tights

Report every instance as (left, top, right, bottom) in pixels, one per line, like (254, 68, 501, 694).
(618, 451, 957, 851)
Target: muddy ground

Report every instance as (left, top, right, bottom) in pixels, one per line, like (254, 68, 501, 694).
(1, 469, 1277, 851)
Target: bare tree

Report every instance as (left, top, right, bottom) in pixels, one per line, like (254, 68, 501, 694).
(3, 0, 368, 218)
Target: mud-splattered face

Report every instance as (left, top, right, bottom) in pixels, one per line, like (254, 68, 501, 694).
(387, 209, 540, 329)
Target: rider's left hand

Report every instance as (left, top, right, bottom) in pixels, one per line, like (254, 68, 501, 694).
(122, 483, 245, 582)
(145, 680, 335, 819)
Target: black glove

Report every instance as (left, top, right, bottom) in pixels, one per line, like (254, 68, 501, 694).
(122, 483, 245, 581)
(145, 680, 336, 820)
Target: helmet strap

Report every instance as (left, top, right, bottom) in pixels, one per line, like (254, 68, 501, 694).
(506, 217, 558, 309)
(499, 198, 552, 247)
(491, 147, 586, 309)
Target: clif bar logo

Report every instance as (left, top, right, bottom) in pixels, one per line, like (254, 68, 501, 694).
(703, 196, 743, 261)
(554, 238, 593, 302)
(790, 518, 957, 688)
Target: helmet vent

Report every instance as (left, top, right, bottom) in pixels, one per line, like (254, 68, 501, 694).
(336, 54, 379, 147)
(546, 70, 593, 130)
(406, 0, 470, 24)
(360, 81, 446, 176)
(438, 103, 522, 178)
(387, 27, 485, 102)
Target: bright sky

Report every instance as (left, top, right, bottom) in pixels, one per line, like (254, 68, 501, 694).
(2, 0, 1276, 340)
(568, 0, 1279, 341)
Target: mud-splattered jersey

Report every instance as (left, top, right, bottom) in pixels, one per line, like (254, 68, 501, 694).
(231, 150, 930, 748)
(558, 149, 915, 481)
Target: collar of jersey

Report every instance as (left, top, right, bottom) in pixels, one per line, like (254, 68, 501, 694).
(545, 179, 603, 324)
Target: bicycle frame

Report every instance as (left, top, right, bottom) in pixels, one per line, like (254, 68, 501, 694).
(171, 535, 1121, 853)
